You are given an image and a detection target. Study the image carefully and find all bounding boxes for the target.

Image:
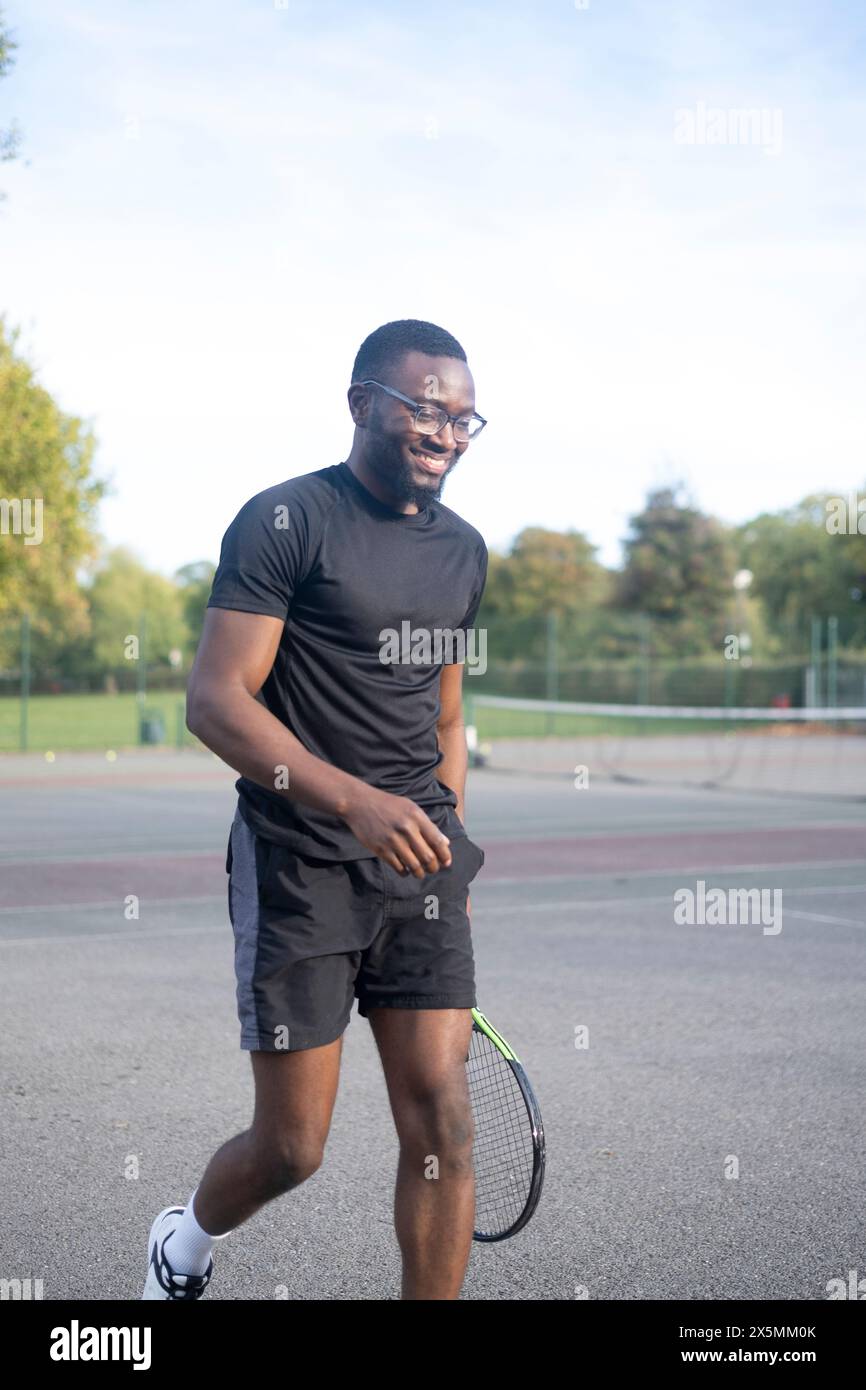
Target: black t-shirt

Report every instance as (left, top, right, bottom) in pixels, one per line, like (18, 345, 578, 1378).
(206, 461, 488, 858)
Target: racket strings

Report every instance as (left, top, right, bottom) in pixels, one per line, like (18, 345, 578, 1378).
(467, 1030, 535, 1236)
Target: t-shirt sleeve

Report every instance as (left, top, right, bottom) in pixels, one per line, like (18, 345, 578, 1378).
(207, 489, 310, 621)
(443, 539, 488, 663)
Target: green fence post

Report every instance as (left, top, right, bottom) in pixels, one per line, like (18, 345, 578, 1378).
(637, 614, 651, 705)
(136, 613, 147, 744)
(810, 616, 822, 707)
(724, 653, 735, 708)
(20, 613, 30, 752)
(827, 616, 838, 708)
(545, 611, 559, 733)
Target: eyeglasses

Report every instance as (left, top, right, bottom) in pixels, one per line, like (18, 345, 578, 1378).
(357, 379, 487, 442)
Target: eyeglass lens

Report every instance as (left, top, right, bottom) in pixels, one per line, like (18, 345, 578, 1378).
(414, 405, 481, 441)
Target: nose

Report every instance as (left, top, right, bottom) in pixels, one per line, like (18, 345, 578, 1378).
(425, 420, 456, 452)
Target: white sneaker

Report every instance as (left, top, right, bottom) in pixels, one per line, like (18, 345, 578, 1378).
(141, 1205, 214, 1300)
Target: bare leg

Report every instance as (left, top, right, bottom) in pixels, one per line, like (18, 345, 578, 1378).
(368, 1008, 475, 1300)
(191, 1036, 344, 1235)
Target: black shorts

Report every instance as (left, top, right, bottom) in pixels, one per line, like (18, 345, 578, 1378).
(226, 805, 484, 1052)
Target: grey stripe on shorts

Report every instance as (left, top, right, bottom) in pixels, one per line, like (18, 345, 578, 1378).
(228, 807, 263, 1044)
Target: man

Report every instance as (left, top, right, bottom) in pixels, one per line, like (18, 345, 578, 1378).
(142, 319, 488, 1300)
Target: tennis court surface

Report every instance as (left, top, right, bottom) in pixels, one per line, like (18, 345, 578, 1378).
(1, 740, 864, 1299)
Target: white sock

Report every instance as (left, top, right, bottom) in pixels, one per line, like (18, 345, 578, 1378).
(163, 1188, 231, 1275)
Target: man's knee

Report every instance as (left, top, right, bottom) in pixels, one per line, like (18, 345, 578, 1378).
(252, 1134, 326, 1193)
(396, 1080, 475, 1164)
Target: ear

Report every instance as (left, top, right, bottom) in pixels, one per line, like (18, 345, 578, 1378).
(347, 383, 371, 428)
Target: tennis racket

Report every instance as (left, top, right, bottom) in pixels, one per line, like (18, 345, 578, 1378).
(466, 1007, 545, 1241)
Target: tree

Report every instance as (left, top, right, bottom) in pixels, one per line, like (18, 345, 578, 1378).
(480, 526, 608, 627)
(86, 548, 187, 675)
(478, 526, 609, 663)
(0, 320, 105, 665)
(737, 492, 866, 652)
(0, 7, 22, 199)
(499, 526, 607, 618)
(617, 485, 736, 654)
(175, 560, 216, 652)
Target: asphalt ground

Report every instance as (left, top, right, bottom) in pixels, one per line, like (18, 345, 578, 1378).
(1, 748, 864, 1300)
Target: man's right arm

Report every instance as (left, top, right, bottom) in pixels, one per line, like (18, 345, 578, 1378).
(186, 607, 451, 878)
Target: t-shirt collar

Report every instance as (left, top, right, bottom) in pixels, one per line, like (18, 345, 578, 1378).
(338, 461, 431, 526)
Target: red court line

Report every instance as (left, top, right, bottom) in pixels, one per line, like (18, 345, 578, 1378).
(0, 853, 228, 908)
(486, 826, 866, 876)
(1, 826, 864, 909)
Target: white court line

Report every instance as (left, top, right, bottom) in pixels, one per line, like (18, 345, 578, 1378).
(2, 875, 865, 922)
(0, 894, 225, 917)
(1, 828, 864, 869)
(2, 892, 865, 944)
(475, 858, 866, 886)
(470, 900, 865, 928)
(0, 923, 229, 946)
(0, 847, 220, 867)
(3, 873, 864, 924)
(783, 909, 866, 928)
(479, 878, 866, 899)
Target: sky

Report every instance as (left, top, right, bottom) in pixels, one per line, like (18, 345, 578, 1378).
(1, 0, 865, 576)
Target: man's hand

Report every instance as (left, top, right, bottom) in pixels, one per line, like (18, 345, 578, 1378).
(466, 891, 472, 920)
(340, 784, 452, 878)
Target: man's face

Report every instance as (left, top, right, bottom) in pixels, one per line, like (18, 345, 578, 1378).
(362, 350, 477, 507)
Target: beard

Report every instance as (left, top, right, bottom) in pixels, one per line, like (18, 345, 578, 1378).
(365, 408, 453, 507)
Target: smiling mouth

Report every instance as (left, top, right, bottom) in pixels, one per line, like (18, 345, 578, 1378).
(410, 447, 451, 474)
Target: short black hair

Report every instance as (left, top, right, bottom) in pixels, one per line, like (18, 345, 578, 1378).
(351, 319, 467, 385)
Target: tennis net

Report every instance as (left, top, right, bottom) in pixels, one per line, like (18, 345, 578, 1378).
(463, 694, 866, 798)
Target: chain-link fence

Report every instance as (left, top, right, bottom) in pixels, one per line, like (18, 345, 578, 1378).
(0, 614, 197, 752)
(1, 610, 862, 752)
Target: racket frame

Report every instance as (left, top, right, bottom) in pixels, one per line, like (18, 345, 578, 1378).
(468, 1007, 546, 1242)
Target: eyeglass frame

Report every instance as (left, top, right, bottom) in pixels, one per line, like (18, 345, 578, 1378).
(356, 379, 487, 441)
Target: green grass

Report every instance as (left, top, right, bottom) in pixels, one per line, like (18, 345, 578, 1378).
(0, 692, 195, 752)
(0, 690, 808, 754)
